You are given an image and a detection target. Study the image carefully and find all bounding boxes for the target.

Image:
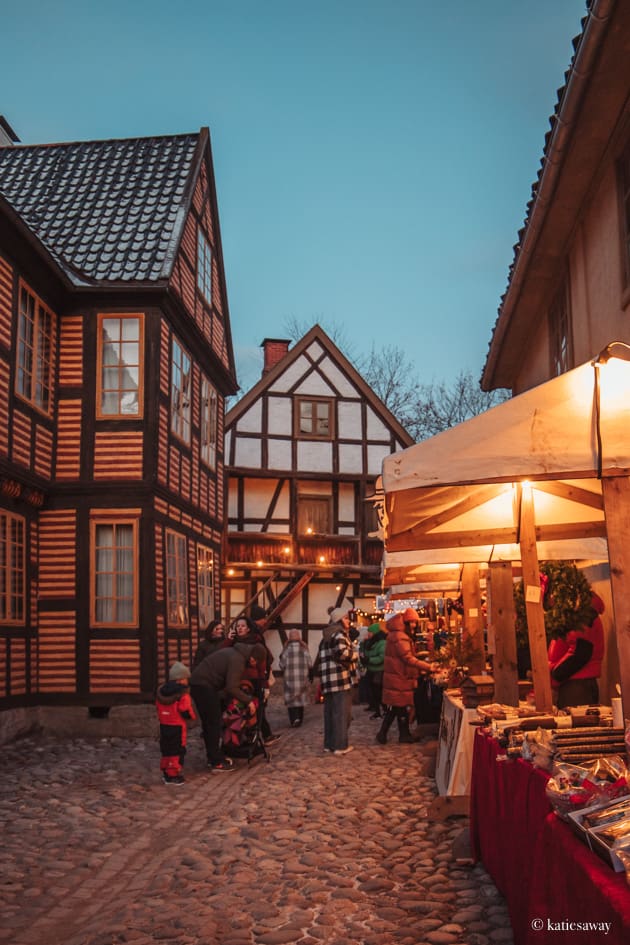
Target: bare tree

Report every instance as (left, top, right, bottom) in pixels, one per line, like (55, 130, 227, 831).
(411, 371, 510, 442)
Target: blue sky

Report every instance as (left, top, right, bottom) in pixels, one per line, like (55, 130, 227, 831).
(1, 0, 586, 393)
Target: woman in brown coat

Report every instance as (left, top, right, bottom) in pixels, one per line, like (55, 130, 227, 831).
(376, 611, 432, 744)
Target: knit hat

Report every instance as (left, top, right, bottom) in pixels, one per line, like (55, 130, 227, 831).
(250, 605, 267, 622)
(386, 613, 404, 632)
(402, 607, 420, 623)
(329, 606, 349, 624)
(169, 661, 190, 681)
(367, 622, 382, 634)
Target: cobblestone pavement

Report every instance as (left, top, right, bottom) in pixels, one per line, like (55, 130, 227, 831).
(0, 695, 515, 945)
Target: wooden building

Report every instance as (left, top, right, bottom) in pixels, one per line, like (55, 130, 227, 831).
(0, 126, 237, 717)
(223, 325, 413, 658)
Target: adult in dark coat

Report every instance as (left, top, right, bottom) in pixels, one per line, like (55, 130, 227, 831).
(377, 612, 432, 744)
(192, 619, 226, 669)
(190, 641, 266, 770)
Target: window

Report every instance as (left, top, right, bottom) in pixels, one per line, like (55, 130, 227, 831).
(166, 529, 189, 627)
(97, 314, 143, 418)
(549, 283, 572, 377)
(297, 495, 332, 535)
(171, 338, 191, 443)
(16, 282, 54, 413)
(91, 518, 138, 626)
(0, 512, 25, 623)
(197, 544, 214, 629)
(295, 397, 333, 439)
(197, 228, 213, 304)
(200, 375, 218, 469)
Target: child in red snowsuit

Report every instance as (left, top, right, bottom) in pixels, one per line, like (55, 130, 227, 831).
(156, 662, 196, 785)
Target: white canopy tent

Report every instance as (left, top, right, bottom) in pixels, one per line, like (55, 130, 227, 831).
(381, 356, 630, 713)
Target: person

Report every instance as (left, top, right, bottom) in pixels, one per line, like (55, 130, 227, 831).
(192, 619, 226, 668)
(313, 605, 358, 755)
(155, 661, 196, 785)
(376, 612, 432, 744)
(190, 641, 267, 771)
(548, 593, 605, 709)
(228, 615, 280, 745)
(278, 628, 313, 726)
(363, 622, 387, 718)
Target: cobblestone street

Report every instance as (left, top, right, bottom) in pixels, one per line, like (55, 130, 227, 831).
(1, 696, 514, 945)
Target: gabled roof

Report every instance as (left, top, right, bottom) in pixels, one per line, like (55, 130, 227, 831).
(226, 323, 414, 447)
(0, 131, 202, 286)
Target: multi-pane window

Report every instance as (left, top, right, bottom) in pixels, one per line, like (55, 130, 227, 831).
(171, 338, 191, 443)
(297, 494, 332, 535)
(549, 283, 572, 377)
(197, 228, 213, 304)
(296, 397, 333, 439)
(92, 519, 138, 626)
(197, 544, 214, 629)
(16, 282, 54, 413)
(200, 375, 218, 469)
(97, 314, 143, 417)
(0, 512, 25, 623)
(166, 529, 189, 627)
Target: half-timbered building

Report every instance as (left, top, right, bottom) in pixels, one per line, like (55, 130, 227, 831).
(223, 326, 413, 658)
(0, 125, 236, 723)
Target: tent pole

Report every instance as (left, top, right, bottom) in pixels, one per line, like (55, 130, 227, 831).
(488, 561, 519, 706)
(462, 563, 485, 673)
(518, 485, 554, 712)
(601, 477, 630, 721)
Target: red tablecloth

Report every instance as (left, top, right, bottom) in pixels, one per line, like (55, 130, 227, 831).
(470, 729, 630, 945)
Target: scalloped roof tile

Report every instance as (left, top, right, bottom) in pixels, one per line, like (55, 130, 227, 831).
(0, 132, 199, 285)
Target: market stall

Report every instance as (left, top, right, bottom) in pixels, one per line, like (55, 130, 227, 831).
(470, 728, 630, 945)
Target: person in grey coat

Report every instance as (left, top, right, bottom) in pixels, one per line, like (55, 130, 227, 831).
(278, 629, 313, 727)
(190, 641, 267, 771)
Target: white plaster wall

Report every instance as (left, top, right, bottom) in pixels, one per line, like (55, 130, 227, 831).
(338, 482, 355, 520)
(269, 355, 310, 392)
(244, 479, 280, 518)
(228, 480, 238, 518)
(234, 437, 261, 467)
(306, 340, 325, 361)
(267, 396, 292, 435)
(295, 373, 336, 396)
(366, 408, 390, 441)
(297, 440, 333, 472)
(339, 525, 356, 535)
(237, 400, 262, 433)
(267, 439, 293, 470)
(338, 400, 362, 438)
(367, 443, 392, 476)
(339, 442, 363, 474)
(297, 480, 331, 496)
(318, 357, 357, 396)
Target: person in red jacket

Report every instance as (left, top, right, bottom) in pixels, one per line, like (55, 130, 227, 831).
(376, 612, 432, 744)
(548, 593, 605, 709)
(155, 662, 196, 785)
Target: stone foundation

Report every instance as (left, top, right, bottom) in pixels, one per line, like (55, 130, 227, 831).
(0, 703, 157, 745)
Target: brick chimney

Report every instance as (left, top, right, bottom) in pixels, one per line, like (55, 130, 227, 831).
(261, 338, 291, 375)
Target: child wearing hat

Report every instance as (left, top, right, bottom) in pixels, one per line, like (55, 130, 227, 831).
(156, 662, 196, 785)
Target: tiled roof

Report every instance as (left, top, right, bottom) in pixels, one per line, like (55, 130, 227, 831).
(0, 132, 199, 285)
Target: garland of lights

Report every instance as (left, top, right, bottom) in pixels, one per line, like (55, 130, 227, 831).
(514, 560, 596, 644)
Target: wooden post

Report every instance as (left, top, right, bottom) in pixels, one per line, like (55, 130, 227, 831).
(601, 477, 630, 720)
(518, 484, 553, 712)
(488, 561, 519, 706)
(461, 562, 485, 673)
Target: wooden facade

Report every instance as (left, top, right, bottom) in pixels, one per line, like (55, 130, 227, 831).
(0, 127, 237, 710)
(223, 326, 413, 659)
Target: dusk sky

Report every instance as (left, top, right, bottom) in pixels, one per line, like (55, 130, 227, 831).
(1, 0, 586, 393)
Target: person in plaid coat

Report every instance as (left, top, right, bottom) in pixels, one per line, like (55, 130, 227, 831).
(313, 605, 358, 754)
(278, 628, 313, 727)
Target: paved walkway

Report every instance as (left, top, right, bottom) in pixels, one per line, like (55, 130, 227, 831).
(0, 695, 514, 945)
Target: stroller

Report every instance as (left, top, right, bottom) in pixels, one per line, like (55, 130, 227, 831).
(221, 681, 270, 765)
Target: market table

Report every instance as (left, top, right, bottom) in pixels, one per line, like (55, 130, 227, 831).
(470, 729, 630, 945)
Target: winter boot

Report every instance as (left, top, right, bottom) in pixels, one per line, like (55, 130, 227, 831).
(397, 713, 414, 743)
(376, 708, 395, 744)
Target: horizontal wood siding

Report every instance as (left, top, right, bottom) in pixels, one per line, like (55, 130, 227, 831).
(94, 431, 143, 479)
(11, 411, 31, 468)
(158, 405, 169, 484)
(160, 320, 170, 396)
(0, 255, 12, 349)
(37, 611, 76, 693)
(34, 425, 53, 479)
(58, 316, 83, 386)
(39, 510, 77, 598)
(90, 638, 141, 693)
(0, 638, 5, 697)
(0, 362, 9, 457)
(9, 639, 26, 696)
(56, 400, 82, 479)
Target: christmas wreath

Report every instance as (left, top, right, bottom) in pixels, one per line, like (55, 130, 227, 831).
(514, 560, 596, 645)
